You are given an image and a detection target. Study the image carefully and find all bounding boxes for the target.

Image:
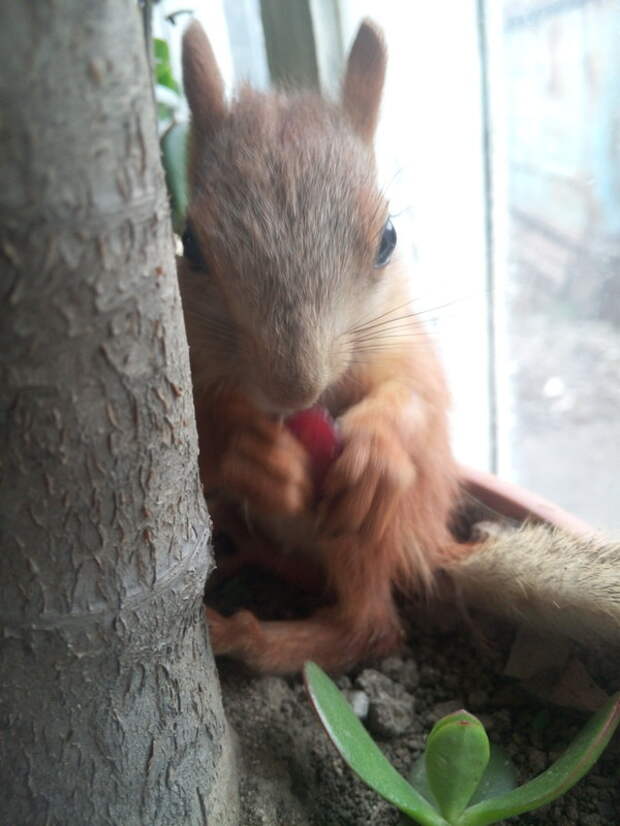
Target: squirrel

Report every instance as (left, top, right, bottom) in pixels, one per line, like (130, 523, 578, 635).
(178, 17, 468, 673)
(177, 20, 620, 674)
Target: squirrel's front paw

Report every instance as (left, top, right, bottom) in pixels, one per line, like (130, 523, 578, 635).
(218, 416, 313, 516)
(318, 416, 415, 541)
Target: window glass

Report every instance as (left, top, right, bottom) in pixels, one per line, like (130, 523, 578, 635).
(493, 0, 620, 532)
(340, 1, 493, 471)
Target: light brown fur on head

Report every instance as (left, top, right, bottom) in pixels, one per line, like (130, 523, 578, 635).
(181, 87, 391, 411)
(180, 24, 396, 413)
(179, 19, 464, 674)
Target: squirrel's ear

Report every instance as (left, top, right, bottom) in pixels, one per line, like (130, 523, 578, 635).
(342, 19, 386, 143)
(182, 20, 226, 136)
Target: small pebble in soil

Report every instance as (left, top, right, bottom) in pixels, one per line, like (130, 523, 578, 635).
(409, 734, 427, 753)
(380, 655, 420, 691)
(257, 676, 290, 707)
(344, 689, 370, 720)
(355, 669, 415, 739)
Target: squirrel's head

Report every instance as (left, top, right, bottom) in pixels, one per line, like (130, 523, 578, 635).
(178, 20, 398, 414)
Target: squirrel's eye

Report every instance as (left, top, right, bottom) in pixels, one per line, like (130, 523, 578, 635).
(374, 219, 397, 269)
(182, 226, 207, 271)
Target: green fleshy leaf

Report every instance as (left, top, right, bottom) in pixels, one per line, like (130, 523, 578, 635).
(408, 752, 438, 807)
(425, 711, 490, 821)
(154, 38, 180, 93)
(161, 122, 188, 233)
(409, 743, 517, 812)
(304, 662, 448, 826)
(468, 744, 518, 805)
(457, 693, 620, 826)
(153, 38, 170, 62)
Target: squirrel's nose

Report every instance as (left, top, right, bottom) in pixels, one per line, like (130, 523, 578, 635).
(266, 383, 322, 415)
(252, 366, 326, 415)
(249, 387, 320, 417)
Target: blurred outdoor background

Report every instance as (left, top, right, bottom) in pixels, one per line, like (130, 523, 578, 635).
(152, 0, 620, 533)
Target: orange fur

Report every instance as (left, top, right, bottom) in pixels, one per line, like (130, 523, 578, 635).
(179, 20, 468, 674)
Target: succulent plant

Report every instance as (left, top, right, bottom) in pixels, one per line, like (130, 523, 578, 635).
(304, 661, 620, 825)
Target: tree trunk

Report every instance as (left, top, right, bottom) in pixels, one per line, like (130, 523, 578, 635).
(0, 2, 237, 824)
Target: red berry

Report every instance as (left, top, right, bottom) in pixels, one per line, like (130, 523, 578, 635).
(285, 406, 341, 491)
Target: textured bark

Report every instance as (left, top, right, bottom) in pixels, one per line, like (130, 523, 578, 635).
(0, 2, 237, 824)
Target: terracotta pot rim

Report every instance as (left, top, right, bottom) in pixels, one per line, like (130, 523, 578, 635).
(459, 464, 596, 537)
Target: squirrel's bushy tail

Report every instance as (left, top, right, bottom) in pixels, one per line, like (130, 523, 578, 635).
(446, 523, 620, 647)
